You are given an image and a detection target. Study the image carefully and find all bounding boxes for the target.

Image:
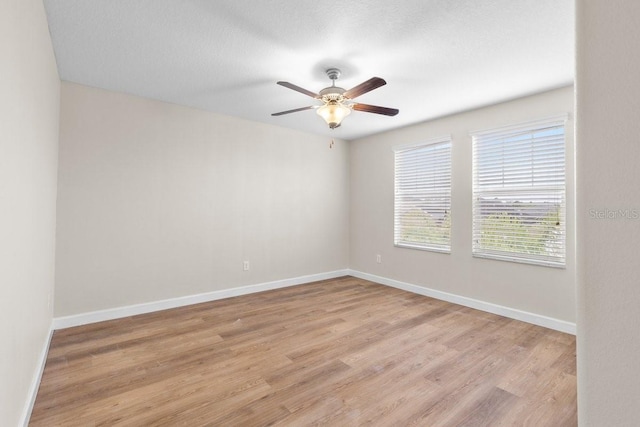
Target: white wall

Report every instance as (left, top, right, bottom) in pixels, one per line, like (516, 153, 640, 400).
(350, 86, 575, 323)
(576, 1, 640, 425)
(55, 83, 349, 316)
(0, 0, 60, 424)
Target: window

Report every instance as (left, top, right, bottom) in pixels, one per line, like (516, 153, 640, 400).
(471, 115, 567, 267)
(394, 137, 452, 253)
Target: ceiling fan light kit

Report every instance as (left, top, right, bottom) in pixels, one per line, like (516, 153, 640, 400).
(272, 68, 399, 130)
(316, 102, 351, 129)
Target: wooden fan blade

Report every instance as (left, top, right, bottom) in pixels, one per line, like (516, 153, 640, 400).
(344, 77, 386, 99)
(353, 103, 399, 116)
(271, 106, 315, 116)
(276, 81, 319, 98)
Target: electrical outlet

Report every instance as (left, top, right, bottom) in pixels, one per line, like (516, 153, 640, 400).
(376, 254, 382, 264)
(243, 260, 250, 271)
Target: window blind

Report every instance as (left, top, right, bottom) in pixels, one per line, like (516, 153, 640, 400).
(394, 137, 452, 252)
(471, 116, 567, 267)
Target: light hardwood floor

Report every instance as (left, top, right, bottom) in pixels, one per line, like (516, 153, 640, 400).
(30, 276, 577, 426)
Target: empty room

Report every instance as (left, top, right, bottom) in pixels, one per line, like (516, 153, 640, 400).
(3, 0, 640, 426)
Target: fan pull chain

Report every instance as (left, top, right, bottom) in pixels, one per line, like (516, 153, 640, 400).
(329, 139, 334, 149)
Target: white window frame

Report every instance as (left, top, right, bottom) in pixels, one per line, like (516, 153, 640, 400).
(394, 136, 452, 253)
(471, 115, 568, 268)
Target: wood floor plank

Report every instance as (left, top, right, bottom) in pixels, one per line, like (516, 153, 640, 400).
(30, 276, 577, 426)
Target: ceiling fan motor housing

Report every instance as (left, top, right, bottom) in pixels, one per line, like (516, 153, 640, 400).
(319, 88, 347, 102)
(320, 68, 348, 101)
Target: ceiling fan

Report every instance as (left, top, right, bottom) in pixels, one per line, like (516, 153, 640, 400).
(272, 68, 399, 129)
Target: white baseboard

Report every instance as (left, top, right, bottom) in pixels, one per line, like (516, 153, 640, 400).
(53, 269, 350, 330)
(348, 270, 576, 335)
(21, 321, 54, 427)
(52, 268, 575, 334)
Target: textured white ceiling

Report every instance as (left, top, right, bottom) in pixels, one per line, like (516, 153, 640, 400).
(43, 0, 574, 140)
